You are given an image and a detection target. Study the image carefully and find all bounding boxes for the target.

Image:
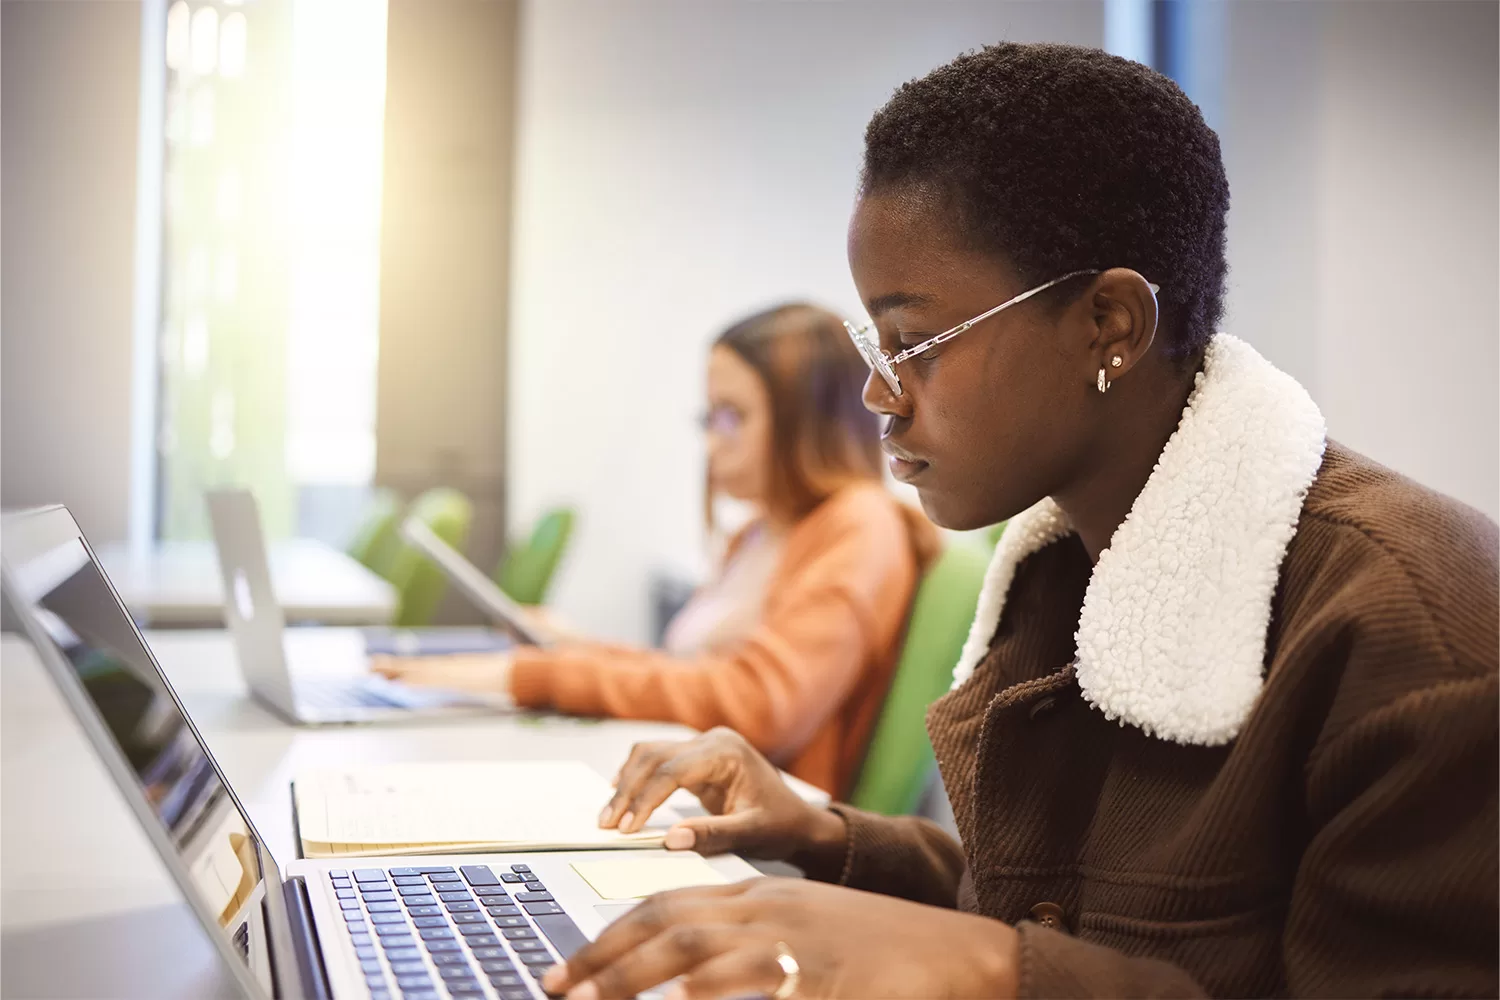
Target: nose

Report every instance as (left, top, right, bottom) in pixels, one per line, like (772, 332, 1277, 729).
(861, 369, 911, 419)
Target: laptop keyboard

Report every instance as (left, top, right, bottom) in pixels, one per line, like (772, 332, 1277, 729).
(299, 675, 406, 711)
(328, 863, 588, 1000)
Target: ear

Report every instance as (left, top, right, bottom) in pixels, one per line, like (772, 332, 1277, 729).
(1086, 268, 1160, 391)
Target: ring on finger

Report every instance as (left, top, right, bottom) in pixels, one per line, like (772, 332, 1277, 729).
(771, 941, 800, 1000)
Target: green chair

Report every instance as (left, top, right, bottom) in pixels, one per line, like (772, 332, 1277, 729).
(495, 507, 576, 605)
(345, 488, 402, 574)
(385, 487, 473, 627)
(848, 541, 991, 815)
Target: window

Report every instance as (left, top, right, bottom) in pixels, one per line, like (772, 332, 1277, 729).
(154, 0, 388, 542)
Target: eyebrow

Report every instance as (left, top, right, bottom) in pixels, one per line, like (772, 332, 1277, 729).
(866, 290, 937, 317)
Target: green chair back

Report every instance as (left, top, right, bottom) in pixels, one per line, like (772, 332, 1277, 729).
(345, 489, 402, 575)
(496, 507, 576, 605)
(386, 487, 473, 627)
(848, 541, 991, 815)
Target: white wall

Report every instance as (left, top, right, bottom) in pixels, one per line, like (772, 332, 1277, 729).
(2, 0, 145, 543)
(1313, 1, 1498, 518)
(508, 0, 1105, 642)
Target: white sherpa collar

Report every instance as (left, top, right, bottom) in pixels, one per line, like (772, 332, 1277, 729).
(950, 334, 1327, 746)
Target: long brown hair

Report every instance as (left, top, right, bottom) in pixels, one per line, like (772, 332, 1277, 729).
(708, 303, 883, 530)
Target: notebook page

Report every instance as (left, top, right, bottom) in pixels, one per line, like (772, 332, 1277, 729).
(295, 760, 677, 851)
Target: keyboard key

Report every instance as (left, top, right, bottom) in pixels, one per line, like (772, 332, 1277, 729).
(377, 924, 414, 937)
(431, 952, 469, 966)
(522, 901, 564, 916)
(362, 887, 398, 899)
(331, 878, 352, 888)
(501, 926, 536, 940)
(515, 892, 553, 904)
(418, 927, 454, 940)
(355, 946, 378, 960)
(384, 947, 421, 962)
(360, 959, 384, 974)
(397, 884, 434, 896)
(414, 866, 455, 874)
(498, 990, 532, 1000)
(387, 960, 425, 975)
(452, 912, 487, 924)
(469, 947, 508, 961)
(371, 912, 409, 924)
(460, 865, 499, 886)
(438, 965, 475, 980)
(412, 916, 448, 928)
(402, 896, 437, 908)
(474, 892, 509, 904)
(445, 901, 480, 913)
(407, 905, 441, 917)
(511, 939, 548, 952)
(493, 915, 528, 928)
(523, 882, 546, 893)
(480, 960, 516, 975)
(462, 932, 501, 947)
(379, 935, 416, 949)
(428, 872, 462, 883)
(342, 909, 364, 921)
(394, 976, 432, 989)
(367, 975, 388, 991)
(534, 912, 590, 961)
(353, 869, 387, 882)
(370, 993, 392, 1000)
(389, 867, 421, 877)
(400, 992, 438, 1000)
(510, 864, 531, 874)
(340, 899, 362, 911)
(438, 892, 473, 903)
(346, 920, 369, 934)
(330, 869, 349, 878)
(350, 934, 374, 948)
(448, 984, 485, 996)
(335, 888, 357, 899)
(424, 939, 462, 953)
(519, 951, 554, 966)
(367, 901, 402, 913)
(499, 873, 524, 884)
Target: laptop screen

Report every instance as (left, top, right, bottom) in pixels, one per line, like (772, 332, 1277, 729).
(3, 526, 277, 994)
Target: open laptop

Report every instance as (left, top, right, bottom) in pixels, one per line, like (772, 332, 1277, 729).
(206, 489, 504, 725)
(1, 505, 754, 1000)
(398, 519, 554, 649)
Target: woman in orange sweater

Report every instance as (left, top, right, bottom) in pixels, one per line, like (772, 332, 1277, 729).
(376, 303, 935, 797)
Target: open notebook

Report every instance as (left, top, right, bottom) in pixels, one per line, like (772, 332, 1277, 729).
(293, 760, 679, 859)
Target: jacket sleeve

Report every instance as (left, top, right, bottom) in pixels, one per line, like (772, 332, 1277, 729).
(806, 803, 966, 908)
(507, 506, 914, 766)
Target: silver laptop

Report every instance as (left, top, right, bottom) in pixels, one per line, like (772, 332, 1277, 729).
(399, 518, 555, 648)
(206, 489, 501, 725)
(1, 505, 752, 1000)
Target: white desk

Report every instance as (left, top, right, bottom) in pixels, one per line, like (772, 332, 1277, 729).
(97, 539, 399, 627)
(1, 630, 803, 998)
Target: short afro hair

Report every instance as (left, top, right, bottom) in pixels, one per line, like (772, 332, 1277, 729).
(861, 43, 1230, 362)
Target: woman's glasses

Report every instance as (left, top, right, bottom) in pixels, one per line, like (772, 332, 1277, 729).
(844, 270, 1159, 396)
(699, 405, 744, 437)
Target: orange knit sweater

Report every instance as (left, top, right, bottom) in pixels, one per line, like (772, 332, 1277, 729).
(508, 483, 935, 797)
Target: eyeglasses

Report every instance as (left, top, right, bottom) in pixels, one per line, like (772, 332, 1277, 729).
(843, 269, 1159, 396)
(699, 404, 744, 437)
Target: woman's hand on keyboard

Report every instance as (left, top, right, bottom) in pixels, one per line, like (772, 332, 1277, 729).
(370, 652, 513, 694)
(600, 728, 847, 871)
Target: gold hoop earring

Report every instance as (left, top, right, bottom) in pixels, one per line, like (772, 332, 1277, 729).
(1097, 368, 1110, 394)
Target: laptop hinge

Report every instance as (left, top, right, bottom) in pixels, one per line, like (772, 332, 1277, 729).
(282, 877, 332, 1000)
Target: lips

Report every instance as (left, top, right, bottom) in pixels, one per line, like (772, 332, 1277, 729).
(882, 442, 929, 483)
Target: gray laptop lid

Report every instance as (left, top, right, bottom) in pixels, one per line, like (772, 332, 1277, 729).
(0, 506, 304, 1000)
(204, 489, 300, 717)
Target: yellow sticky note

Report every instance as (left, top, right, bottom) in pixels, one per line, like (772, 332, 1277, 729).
(571, 855, 731, 901)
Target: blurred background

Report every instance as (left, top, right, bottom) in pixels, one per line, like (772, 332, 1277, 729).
(3, 0, 1497, 643)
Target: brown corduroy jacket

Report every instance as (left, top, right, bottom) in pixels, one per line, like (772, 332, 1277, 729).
(820, 337, 1499, 997)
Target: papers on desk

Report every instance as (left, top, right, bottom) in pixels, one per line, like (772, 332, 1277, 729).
(294, 760, 678, 859)
(571, 855, 729, 900)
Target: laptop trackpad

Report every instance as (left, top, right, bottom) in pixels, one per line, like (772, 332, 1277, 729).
(593, 902, 640, 926)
